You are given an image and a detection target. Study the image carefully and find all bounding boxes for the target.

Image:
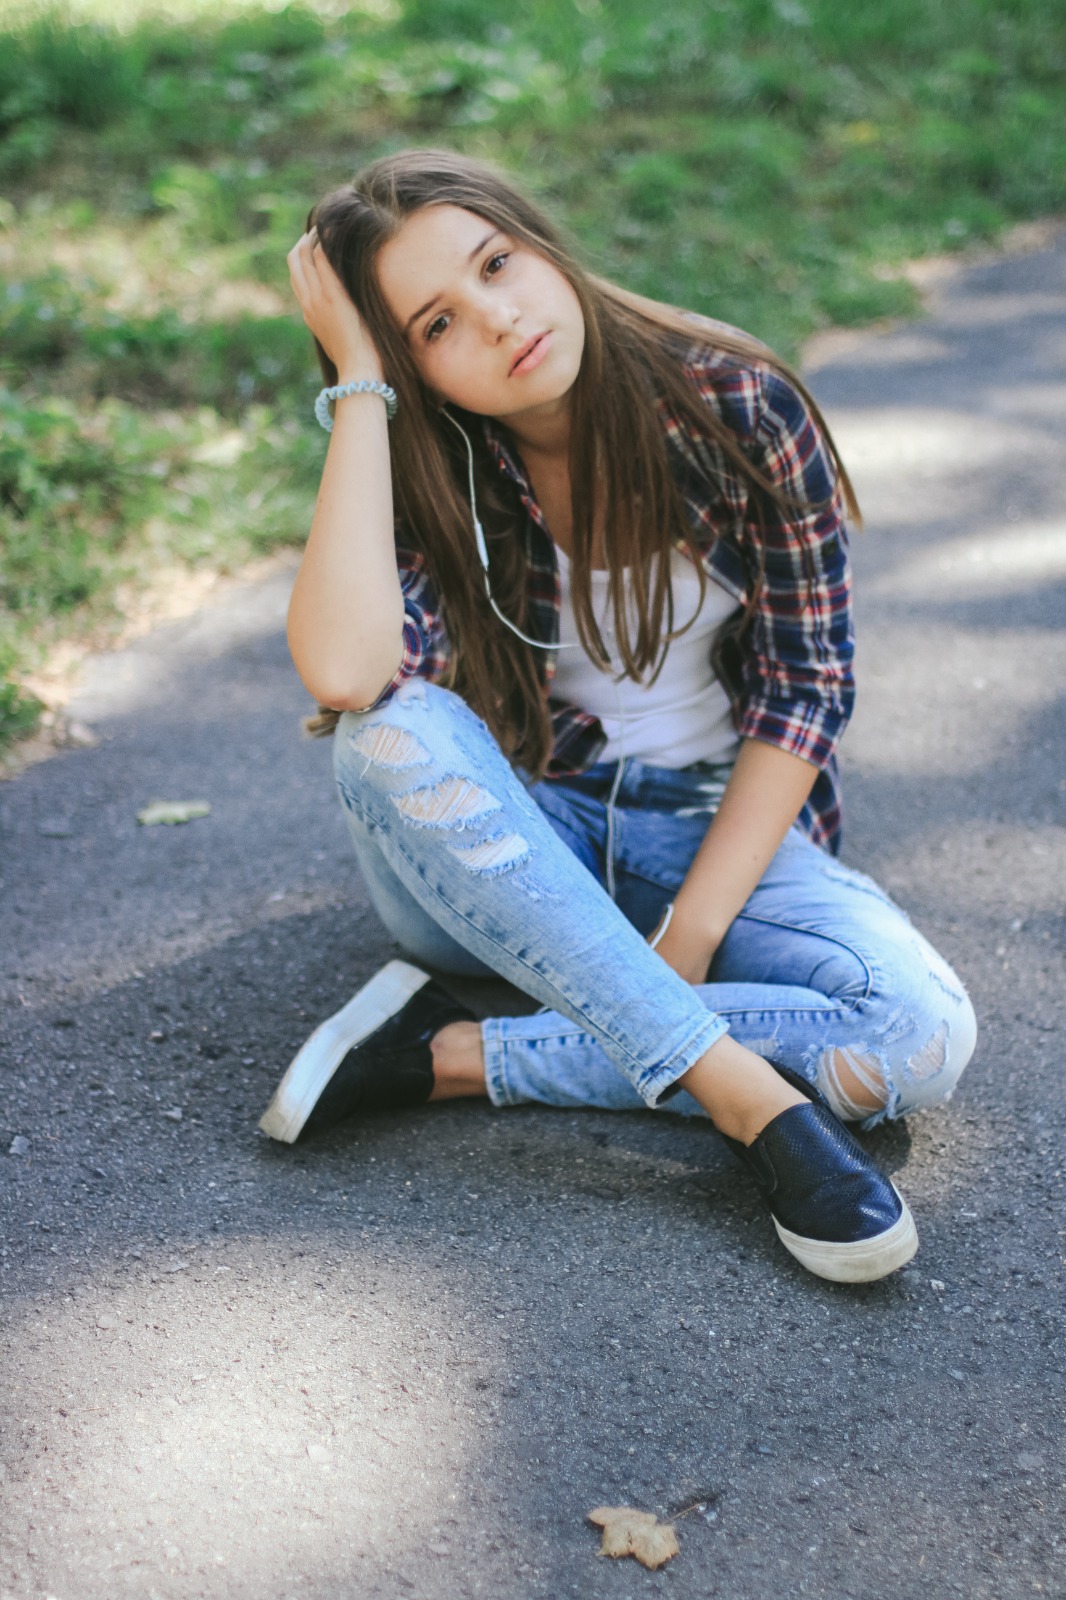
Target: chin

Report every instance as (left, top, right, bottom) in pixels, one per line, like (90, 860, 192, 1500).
(510, 364, 581, 415)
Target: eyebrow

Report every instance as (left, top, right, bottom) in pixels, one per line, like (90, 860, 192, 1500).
(402, 230, 502, 336)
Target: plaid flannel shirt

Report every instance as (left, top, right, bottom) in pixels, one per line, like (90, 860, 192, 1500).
(373, 342, 854, 855)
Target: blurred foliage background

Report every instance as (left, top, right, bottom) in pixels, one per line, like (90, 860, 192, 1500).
(1, 0, 1065, 746)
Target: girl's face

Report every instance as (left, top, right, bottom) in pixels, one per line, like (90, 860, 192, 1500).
(375, 204, 586, 425)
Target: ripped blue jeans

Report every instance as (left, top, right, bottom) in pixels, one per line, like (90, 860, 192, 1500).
(333, 681, 977, 1127)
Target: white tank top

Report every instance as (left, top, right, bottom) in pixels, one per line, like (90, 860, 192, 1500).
(551, 544, 741, 768)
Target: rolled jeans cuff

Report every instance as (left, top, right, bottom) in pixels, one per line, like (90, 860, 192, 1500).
(482, 1020, 516, 1109)
(482, 1010, 730, 1111)
(637, 1012, 730, 1104)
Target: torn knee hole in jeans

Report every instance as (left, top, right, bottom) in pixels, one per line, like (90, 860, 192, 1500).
(820, 1018, 954, 1120)
(818, 1046, 889, 1122)
(448, 833, 530, 874)
(387, 773, 532, 879)
(392, 775, 502, 828)
(353, 724, 431, 771)
(906, 1019, 948, 1081)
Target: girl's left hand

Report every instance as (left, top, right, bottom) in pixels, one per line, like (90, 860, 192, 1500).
(647, 903, 720, 985)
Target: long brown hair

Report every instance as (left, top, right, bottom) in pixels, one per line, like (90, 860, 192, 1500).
(304, 148, 859, 776)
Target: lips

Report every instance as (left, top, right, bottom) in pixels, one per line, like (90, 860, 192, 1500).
(509, 331, 551, 376)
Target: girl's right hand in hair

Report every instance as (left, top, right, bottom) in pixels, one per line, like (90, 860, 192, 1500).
(287, 229, 385, 381)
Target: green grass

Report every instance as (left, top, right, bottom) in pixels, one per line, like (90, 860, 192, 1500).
(2, 0, 1065, 747)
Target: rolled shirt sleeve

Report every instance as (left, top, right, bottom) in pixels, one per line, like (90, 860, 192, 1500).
(364, 542, 453, 710)
(734, 368, 855, 770)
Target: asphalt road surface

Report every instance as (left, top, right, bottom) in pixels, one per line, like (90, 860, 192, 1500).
(2, 232, 1064, 1600)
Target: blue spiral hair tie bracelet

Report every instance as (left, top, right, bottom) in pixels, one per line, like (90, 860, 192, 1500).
(314, 378, 398, 431)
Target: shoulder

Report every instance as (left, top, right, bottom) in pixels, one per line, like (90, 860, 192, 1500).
(673, 325, 836, 497)
(673, 321, 794, 438)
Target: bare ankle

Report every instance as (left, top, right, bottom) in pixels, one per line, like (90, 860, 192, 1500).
(679, 1036, 806, 1144)
(429, 1021, 487, 1101)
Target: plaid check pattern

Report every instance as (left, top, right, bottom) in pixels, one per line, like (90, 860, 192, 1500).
(375, 344, 854, 854)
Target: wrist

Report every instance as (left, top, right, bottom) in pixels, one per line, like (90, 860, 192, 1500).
(315, 377, 397, 431)
(334, 349, 384, 385)
(670, 887, 729, 951)
(336, 368, 386, 389)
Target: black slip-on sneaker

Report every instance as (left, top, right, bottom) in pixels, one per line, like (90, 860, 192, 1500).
(722, 1064, 918, 1283)
(258, 959, 476, 1144)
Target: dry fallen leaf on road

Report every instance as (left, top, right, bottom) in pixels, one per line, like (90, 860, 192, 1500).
(587, 1505, 680, 1569)
(137, 799, 211, 826)
(590, 1506, 655, 1552)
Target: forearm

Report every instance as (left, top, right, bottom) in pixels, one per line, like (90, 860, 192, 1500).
(285, 229, 407, 711)
(286, 390, 405, 710)
(654, 738, 818, 981)
(678, 738, 817, 936)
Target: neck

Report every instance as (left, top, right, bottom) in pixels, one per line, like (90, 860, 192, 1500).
(498, 390, 573, 463)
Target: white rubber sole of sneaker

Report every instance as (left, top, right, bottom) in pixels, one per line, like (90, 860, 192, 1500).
(258, 959, 432, 1144)
(773, 1185, 918, 1283)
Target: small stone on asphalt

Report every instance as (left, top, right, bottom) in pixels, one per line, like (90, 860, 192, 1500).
(8, 1135, 29, 1156)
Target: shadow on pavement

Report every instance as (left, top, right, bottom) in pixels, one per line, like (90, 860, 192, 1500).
(2, 231, 1064, 1599)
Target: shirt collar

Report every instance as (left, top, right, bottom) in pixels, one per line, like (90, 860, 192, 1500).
(478, 412, 727, 577)
(480, 417, 551, 536)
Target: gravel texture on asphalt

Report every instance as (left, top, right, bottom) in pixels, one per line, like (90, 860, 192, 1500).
(2, 233, 1064, 1600)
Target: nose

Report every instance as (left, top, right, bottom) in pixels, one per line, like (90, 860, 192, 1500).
(479, 293, 520, 340)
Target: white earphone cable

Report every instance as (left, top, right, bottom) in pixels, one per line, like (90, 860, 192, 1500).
(440, 406, 580, 651)
(441, 407, 632, 900)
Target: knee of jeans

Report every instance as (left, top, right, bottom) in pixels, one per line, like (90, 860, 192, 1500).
(333, 682, 437, 787)
(892, 985, 977, 1115)
(821, 987, 977, 1126)
(333, 684, 534, 882)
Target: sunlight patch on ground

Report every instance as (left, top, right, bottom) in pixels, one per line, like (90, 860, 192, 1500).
(830, 408, 1037, 482)
(1, 1238, 486, 1597)
(9, 552, 297, 771)
(847, 624, 1066, 778)
(825, 406, 1060, 530)
(9, 892, 360, 1012)
(864, 519, 1066, 602)
(869, 822, 1066, 920)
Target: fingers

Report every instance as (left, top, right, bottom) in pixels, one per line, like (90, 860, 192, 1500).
(286, 228, 377, 375)
(288, 229, 342, 304)
(287, 229, 317, 283)
(288, 230, 331, 326)
(287, 231, 311, 304)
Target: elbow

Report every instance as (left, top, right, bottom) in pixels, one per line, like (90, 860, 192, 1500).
(298, 666, 400, 715)
(290, 651, 403, 717)
(287, 624, 403, 715)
